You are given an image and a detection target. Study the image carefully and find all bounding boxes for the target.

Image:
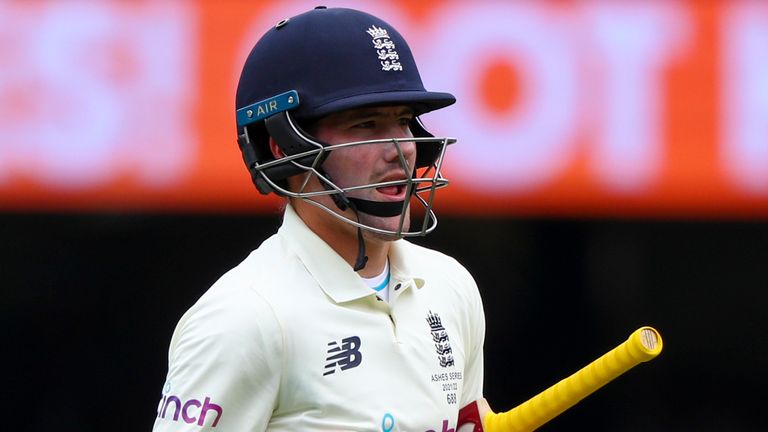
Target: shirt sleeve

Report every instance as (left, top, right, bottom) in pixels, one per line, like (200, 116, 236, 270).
(153, 286, 283, 432)
(458, 266, 486, 408)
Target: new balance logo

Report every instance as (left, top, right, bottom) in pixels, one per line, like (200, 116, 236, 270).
(323, 336, 362, 376)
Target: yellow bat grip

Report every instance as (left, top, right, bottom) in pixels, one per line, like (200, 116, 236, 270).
(483, 326, 663, 432)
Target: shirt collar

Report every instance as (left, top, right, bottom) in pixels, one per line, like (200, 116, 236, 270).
(278, 205, 424, 303)
(389, 239, 425, 290)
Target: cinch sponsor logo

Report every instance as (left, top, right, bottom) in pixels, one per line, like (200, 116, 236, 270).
(382, 413, 456, 432)
(425, 420, 455, 432)
(156, 394, 223, 428)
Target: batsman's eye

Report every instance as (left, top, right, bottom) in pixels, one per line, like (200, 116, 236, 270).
(352, 120, 376, 129)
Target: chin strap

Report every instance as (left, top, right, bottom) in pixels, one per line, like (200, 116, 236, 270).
(324, 184, 369, 272)
(352, 228, 369, 271)
(347, 200, 369, 272)
(320, 171, 409, 272)
(344, 198, 408, 272)
(347, 198, 404, 217)
(332, 196, 407, 272)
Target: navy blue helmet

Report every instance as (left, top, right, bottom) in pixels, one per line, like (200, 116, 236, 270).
(235, 6, 456, 239)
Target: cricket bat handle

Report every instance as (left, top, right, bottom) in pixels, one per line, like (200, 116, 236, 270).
(483, 326, 663, 432)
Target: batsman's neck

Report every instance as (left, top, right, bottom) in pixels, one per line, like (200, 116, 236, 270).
(290, 199, 391, 278)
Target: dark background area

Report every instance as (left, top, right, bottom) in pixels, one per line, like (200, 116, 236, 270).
(2, 212, 766, 431)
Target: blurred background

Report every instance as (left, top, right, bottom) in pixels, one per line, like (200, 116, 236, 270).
(2, 0, 767, 430)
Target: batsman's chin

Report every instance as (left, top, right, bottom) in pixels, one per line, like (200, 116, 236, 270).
(362, 216, 411, 240)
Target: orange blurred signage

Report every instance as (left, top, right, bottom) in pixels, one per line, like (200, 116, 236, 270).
(1, 0, 767, 217)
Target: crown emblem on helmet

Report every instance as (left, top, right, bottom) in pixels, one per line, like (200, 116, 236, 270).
(366, 25, 403, 72)
(366, 25, 390, 39)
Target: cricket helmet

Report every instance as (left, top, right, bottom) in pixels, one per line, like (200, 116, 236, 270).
(235, 6, 456, 238)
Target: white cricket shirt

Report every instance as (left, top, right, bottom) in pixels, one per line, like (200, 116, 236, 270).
(153, 205, 485, 431)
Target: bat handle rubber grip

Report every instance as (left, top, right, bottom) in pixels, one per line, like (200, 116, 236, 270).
(483, 326, 663, 432)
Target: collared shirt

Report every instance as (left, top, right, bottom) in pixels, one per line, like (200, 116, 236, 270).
(153, 205, 485, 432)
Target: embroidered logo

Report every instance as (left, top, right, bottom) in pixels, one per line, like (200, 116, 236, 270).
(366, 25, 403, 71)
(426, 311, 454, 368)
(324, 336, 363, 376)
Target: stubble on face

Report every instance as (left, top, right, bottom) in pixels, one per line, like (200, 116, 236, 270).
(305, 105, 417, 237)
(359, 206, 411, 240)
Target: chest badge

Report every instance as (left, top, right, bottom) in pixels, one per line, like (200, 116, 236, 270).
(426, 311, 455, 367)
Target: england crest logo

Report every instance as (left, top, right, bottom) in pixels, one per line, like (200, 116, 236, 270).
(366, 25, 403, 71)
(426, 311, 455, 368)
